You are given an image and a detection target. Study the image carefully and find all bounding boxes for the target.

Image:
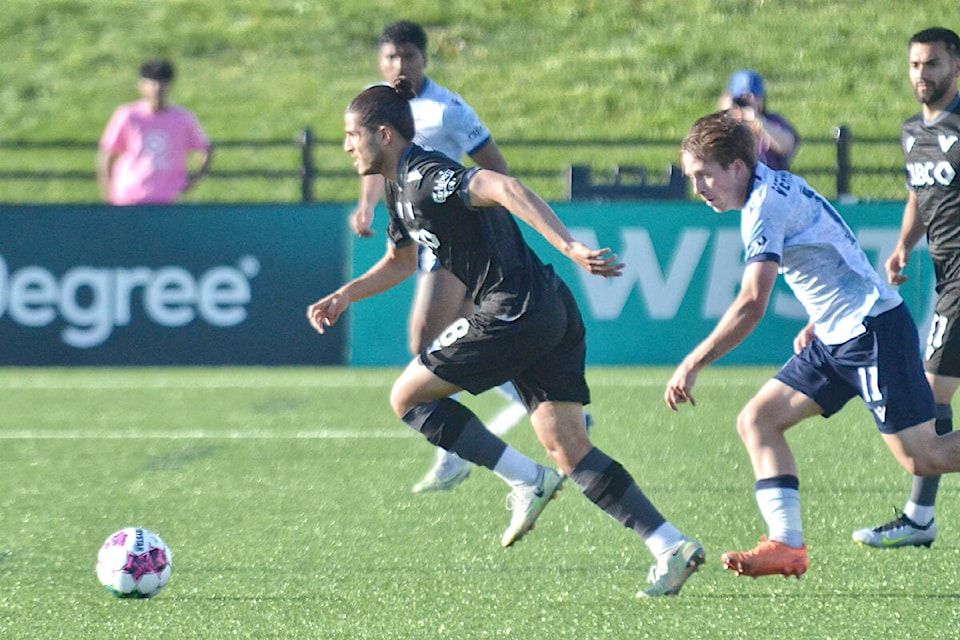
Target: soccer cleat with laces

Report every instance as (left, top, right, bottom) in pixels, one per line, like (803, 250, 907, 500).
(852, 508, 937, 548)
(721, 535, 808, 578)
(637, 538, 705, 597)
(501, 467, 564, 547)
(412, 451, 471, 493)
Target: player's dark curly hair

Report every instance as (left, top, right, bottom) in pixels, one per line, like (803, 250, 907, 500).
(347, 77, 417, 141)
(681, 112, 757, 172)
(378, 21, 428, 55)
(910, 27, 960, 58)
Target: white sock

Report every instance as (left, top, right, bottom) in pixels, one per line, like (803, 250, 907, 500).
(492, 447, 540, 487)
(644, 522, 686, 563)
(756, 486, 803, 548)
(903, 501, 935, 527)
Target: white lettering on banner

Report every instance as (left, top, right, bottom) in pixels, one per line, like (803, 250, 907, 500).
(0, 255, 259, 349)
(857, 228, 935, 331)
(856, 228, 906, 276)
(571, 227, 709, 319)
(703, 229, 743, 318)
(702, 229, 806, 320)
(570, 226, 925, 324)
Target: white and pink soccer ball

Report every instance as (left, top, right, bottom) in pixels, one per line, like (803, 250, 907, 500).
(96, 527, 172, 598)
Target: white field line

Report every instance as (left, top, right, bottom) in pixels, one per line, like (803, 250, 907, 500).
(0, 379, 388, 390)
(0, 429, 415, 440)
(0, 377, 764, 391)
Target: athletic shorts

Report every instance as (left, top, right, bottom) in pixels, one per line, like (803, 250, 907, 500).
(419, 277, 590, 411)
(774, 303, 935, 434)
(924, 285, 960, 377)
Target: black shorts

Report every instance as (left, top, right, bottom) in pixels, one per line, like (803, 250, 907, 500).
(774, 303, 934, 434)
(924, 285, 960, 377)
(420, 278, 590, 411)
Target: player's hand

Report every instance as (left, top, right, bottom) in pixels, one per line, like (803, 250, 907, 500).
(793, 323, 816, 355)
(349, 206, 376, 238)
(665, 362, 698, 411)
(568, 242, 624, 278)
(885, 249, 910, 285)
(306, 291, 349, 335)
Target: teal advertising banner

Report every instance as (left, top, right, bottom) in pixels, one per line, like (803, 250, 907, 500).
(350, 201, 934, 367)
(0, 202, 931, 368)
(0, 204, 348, 365)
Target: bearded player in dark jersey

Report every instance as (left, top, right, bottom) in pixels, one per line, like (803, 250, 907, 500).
(307, 78, 705, 597)
(854, 27, 960, 549)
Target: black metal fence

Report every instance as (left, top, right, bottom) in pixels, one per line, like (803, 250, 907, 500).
(0, 126, 898, 203)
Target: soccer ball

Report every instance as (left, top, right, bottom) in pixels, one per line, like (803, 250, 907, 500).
(96, 527, 172, 599)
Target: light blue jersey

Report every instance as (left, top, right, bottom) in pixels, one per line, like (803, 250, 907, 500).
(411, 77, 492, 162)
(741, 164, 901, 345)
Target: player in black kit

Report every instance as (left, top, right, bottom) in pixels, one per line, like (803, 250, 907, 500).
(854, 27, 960, 549)
(307, 77, 704, 597)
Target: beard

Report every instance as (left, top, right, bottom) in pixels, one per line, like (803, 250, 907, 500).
(358, 147, 385, 176)
(914, 77, 952, 105)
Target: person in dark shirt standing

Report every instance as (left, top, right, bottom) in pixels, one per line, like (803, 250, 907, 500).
(307, 77, 705, 598)
(854, 27, 960, 549)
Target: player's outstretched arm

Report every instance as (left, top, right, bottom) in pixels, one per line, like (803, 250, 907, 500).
(306, 243, 417, 335)
(665, 260, 778, 410)
(307, 290, 349, 335)
(466, 169, 624, 278)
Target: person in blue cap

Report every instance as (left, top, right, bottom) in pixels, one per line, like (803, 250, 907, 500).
(720, 69, 799, 171)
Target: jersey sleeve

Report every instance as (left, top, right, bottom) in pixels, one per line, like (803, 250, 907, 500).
(742, 185, 785, 265)
(441, 97, 493, 157)
(743, 216, 784, 265)
(99, 106, 130, 152)
(184, 111, 211, 151)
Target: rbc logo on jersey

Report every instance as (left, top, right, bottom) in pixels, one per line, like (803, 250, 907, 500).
(907, 160, 957, 188)
(432, 169, 459, 203)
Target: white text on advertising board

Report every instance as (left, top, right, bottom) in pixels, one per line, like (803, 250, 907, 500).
(0, 255, 260, 348)
(569, 227, 910, 321)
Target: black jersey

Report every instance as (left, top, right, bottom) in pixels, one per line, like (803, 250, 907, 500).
(903, 95, 960, 289)
(384, 144, 557, 318)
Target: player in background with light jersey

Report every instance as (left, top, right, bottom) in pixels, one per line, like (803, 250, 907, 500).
(97, 58, 212, 205)
(667, 112, 960, 580)
(348, 21, 536, 494)
(853, 27, 960, 549)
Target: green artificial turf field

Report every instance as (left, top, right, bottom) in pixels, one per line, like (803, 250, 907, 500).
(0, 366, 956, 639)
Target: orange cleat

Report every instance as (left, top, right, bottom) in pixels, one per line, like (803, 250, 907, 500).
(721, 535, 808, 579)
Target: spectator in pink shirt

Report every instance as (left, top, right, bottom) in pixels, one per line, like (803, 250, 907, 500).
(97, 58, 213, 205)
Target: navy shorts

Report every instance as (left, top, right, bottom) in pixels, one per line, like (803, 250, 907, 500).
(774, 303, 935, 434)
(925, 285, 960, 377)
(419, 277, 590, 411)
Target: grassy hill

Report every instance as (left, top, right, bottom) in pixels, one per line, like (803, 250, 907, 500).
(0, 0, 954, 202)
